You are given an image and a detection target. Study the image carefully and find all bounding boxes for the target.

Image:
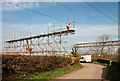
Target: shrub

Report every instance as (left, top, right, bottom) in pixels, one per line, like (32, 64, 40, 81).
(2, 55, 72, 80)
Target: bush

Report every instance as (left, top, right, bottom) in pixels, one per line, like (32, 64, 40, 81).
(2, 55, 72, 80)
(111, 61, 120, 68)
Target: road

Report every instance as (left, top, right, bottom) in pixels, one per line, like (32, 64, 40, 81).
(56, 63, 107, 80)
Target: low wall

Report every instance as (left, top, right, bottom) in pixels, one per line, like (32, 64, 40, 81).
(96, 59, 120, 68)
(97, 59, 110, 64)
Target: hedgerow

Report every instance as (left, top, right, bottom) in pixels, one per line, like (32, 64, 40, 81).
(2, 55, 80, 81)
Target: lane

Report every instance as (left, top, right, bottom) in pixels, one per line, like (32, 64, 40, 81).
(56, 63, 106, 79)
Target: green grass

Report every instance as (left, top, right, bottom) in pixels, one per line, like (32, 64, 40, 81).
(92, 61, 109, 66)
(107, 65, 120, 81)
(19, 64, 82, 81)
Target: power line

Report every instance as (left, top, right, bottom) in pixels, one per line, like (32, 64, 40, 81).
(7, 2, 66, 23)
(57, 2, 106, 25)
(95, 2, 117, 17)
(57, 2, 108, 34)
(7, 2, 106, 35)
(84, 1, 117, 23)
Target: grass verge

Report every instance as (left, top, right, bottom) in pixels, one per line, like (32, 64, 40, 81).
(107, 65, 120, 81)
(92, 61, 109, 66)
(18, 64, 82, 81)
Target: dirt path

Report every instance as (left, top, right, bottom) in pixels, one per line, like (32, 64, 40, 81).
(56, 63, 106, 79)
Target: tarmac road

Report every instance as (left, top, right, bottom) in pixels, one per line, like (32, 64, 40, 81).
(56, 63, 107, 80)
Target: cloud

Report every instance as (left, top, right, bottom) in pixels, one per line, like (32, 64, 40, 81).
(75, 24, 118, 36)
(3, 23, 57, 36)
(2, 0, 119, 2)
(2, 2, 40, 11)
(1, 0, 119, 11)
(2, 0, 38, 2)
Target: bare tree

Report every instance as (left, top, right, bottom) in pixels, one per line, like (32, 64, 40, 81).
(92, 34, 113, 59)
(96, 34, 111, 42)
(71, 46, 79, 57)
